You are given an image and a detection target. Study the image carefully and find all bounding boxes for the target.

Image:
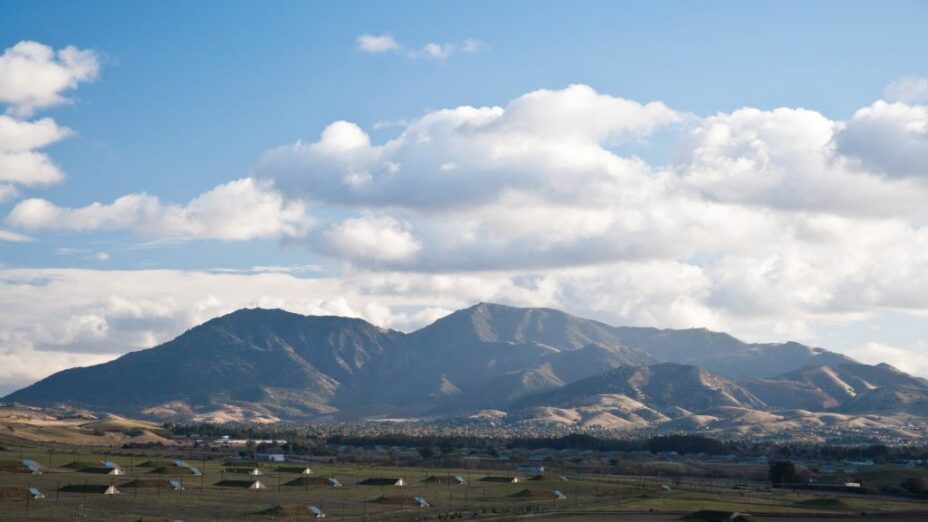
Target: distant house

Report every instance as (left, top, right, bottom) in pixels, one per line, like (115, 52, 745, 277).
(554, 489, 567, 500)
(414, 496, 432, 508)
(454, 476, 467, 485)
(103, 485, 120, 495)
(309, 505, 326, 518)
(256, 453, 286, 462)
(28, 487, 45, 500)
(360, 477, 407, 487)
(169, 480, 184, 492)
(516, 465, 544, 474)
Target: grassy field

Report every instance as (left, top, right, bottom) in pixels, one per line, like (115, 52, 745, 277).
(2, 443, 928, 521)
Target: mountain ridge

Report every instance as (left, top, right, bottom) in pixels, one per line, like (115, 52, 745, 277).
(5, 303, 923, 431)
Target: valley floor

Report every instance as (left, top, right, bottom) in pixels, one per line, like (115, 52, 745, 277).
(2, 440, 928, 521)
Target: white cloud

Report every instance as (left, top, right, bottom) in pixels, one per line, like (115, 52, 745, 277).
(0, 115, 72, 186)
(0, 41, 99, 117)
(7, 178, 311, 240)
(0, 228, 32, 242)
(884, 77, 928, 104)
(55, 247, 111, 262)
(422, 42, 454, 59)
(461, 39, 487, 53)
(258, 84, 682, 209)
(356, 33, 486, 60)
(248, 264, 322, 274)
(319, 215, 421, 264)
(0, 40, 96, 188)
(0, 184, 19, 202)
(677, 105, 928, 216)
(356, 34, 400, 54)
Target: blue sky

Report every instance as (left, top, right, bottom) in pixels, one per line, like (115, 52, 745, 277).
(0, 1, 927, 392)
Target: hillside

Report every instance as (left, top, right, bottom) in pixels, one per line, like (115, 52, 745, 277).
(513, 363, 766, 415)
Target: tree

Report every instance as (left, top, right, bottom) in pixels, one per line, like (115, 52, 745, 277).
(769, 461, 798, 485)
(419, 446, 435, 459)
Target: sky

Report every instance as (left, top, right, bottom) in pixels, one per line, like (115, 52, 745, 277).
(1, 0, 927, 394)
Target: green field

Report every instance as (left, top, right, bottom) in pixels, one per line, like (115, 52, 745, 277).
(2, 444, 928, 521)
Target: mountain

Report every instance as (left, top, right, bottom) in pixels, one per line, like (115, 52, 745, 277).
(5, 302, 923, 428)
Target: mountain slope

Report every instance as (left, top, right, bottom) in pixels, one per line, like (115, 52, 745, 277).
(6, 309, 405, 420)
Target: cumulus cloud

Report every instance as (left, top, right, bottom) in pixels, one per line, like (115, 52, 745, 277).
(356, 33, 486, 60)
(7, 178, 311, 240)
(258, 84, 682, 209)
(837, 101, 928, 179)
(252, 84, 928, 280)
(884, 77, 928, 104)
(676, 105, 928, 215)
(0, 41, 99, 117)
